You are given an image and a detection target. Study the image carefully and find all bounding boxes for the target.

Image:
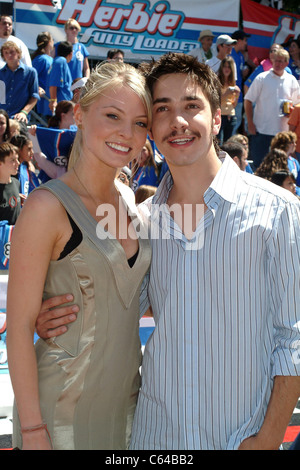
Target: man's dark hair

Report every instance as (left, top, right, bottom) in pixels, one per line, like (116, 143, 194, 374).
(221, 141, 244, 164)
(0, 142, 17, 163)
(139, 52, 221, 115)
(107, 48, 124, 59)
(139, 52, 221, 152)
(57, 41, 73, 58)
(271, 170, 295, 187)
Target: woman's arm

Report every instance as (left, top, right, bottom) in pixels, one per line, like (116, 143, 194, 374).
(6, 190, 66, 449)
(34, 151, 67, 179)
(49, 86, 57, 113)
(83, 57, 90, 78)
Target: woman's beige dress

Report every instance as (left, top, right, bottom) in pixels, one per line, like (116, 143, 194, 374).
(12, 179, 151, 450)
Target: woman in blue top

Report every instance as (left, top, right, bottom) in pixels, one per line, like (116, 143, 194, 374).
(32, 32, 54, 120)
(55, 18, 90, 81)
(130, 139, 159, 192)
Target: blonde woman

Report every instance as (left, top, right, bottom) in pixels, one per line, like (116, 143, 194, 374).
(217, 57, 240, 144)
(58, 18, 90, 81)
(7, 62, 152, 450)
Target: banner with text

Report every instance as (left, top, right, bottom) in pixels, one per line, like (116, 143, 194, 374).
(13, 0, 239, 62)
(241, 0, 300, 63)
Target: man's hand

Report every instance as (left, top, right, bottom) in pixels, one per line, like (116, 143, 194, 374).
(35, 294, 79, 339)
(238, 434, 280, 450)
(247, 121, 257, 135)
(239, 376, 300, 451)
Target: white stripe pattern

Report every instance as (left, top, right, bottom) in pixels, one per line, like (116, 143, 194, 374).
(131, 155, 300, 450)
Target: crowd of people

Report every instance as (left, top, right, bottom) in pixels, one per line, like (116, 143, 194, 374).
(1, 16, 300, 228)
(0, 13, 299, 451)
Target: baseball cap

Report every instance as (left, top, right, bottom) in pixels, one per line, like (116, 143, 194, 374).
(231, 30, 251, 40)
(70, 77, 88, 92)
(198, 29, 214, 41)
(216, 34, 237, 46)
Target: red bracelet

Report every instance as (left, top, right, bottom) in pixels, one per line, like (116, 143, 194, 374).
(21, 423, 53, 448)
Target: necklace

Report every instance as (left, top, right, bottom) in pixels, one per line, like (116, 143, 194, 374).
(73, 166, 101, 208)
(72, 166, 123, 224)
(73, 167, 130, 247)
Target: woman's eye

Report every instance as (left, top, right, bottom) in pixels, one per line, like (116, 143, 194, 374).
(107, 113, 118, 120)
(136, 121, 147, 128)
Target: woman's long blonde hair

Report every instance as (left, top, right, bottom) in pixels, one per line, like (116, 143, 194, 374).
(68, 61, 152, 169)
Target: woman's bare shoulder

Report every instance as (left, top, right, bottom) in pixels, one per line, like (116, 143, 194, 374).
(21, 188, 65, 217)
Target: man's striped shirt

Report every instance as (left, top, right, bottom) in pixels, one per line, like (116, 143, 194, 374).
(130, 155, 300, 450)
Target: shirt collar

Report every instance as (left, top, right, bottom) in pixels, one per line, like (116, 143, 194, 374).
(153, 153, 240, 207)
(3, 61, 24, 72)
(270, 68, 286, 79)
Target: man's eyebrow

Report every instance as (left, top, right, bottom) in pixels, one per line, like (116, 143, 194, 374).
(152, 95, 202, 106)
(152, 97, 170, 106)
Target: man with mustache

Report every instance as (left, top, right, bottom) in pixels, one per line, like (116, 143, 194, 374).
(35, 53, 300, 450)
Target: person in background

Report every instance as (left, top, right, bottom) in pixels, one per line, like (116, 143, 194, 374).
(47, 100, 75, 130)
(130, 139, 159, 192)
(270, 131, 300, 193)
(230, 29, 251, 134)
(32, 101, 76, 182)
(32, 32, 54, 122)
(288, 38, 300, 81)
(221, 140, 249, 171)
(0, 41, 39, 124)
(244, 48, 300, 170)
(217, 57, 240, 144)
(189, 29, 215, 63)
(244, 44, 290, 94)
(0, 109, 10, 143)
(106, 49, 124, 62)
(255, 147, 290, 181)
(55, 18, 90, 81)
(0, 142, 21, 225)
(206, 34, 236, 74)
(0, 15, 31, 69)
(10, 134, 39, 196)
(135, 185, 157, 205)
(288, 103, 300, 161)
(270, 170, 297, 196)
(227, 133, 253, 173)
(9, 119, 20, 138)
(70, 77, 87, 103)
(47, 41, 73, 114)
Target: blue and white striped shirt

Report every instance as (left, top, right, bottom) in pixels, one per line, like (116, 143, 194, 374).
(130, 155, 300, 450)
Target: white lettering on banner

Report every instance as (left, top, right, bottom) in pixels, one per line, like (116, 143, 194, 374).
(273, 16, 300, 45)
(57, 0, 99, 24)
(80, 29, 195, 54)
(58, 0, 181, 36)
(0, 81, 6, 105)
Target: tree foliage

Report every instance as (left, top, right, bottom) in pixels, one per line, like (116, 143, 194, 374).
(282, 0, 300, 13)
(252, 0, 299, 13)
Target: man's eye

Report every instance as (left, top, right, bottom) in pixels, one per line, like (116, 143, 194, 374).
(156, 106, 168, 113)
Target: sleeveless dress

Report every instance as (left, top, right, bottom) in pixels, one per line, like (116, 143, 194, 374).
(12, 179, 151, 450)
